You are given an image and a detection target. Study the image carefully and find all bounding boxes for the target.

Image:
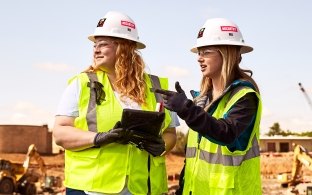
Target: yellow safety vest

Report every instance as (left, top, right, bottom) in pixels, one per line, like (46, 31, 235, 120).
(183, 87, 262, 195)
(64, 71, 172, 194)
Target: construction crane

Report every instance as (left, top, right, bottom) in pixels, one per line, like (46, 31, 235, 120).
(298, 82, 312, 110)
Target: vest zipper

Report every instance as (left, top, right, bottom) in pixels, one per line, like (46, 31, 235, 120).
(189, 142, 200, 193)
(147, 154, 151, 194)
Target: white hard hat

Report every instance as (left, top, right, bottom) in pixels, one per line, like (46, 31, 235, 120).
(191, 18, 253, 54)
(88, 11, 146, 49)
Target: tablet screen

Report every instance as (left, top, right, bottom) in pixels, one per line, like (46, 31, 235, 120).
(121, 109, 165, 136)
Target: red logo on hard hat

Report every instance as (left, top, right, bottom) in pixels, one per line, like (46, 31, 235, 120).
(97, 18, 106, 27)
(121, 20, 135, 29)
(220, 26, 237, 32)
(197, 28, 205, 38)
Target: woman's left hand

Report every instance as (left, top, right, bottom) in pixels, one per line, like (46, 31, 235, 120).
(154, 82, 191, 114)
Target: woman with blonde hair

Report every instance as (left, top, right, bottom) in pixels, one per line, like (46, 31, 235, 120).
(53, 11, 178, 195)
(155, 18, 262, 195)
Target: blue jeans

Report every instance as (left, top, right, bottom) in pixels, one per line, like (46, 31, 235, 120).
(66, 188, 87, 195)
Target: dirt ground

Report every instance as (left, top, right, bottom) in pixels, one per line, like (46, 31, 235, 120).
(1, 151, 312, 194)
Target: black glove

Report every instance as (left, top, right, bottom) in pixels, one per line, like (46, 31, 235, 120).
(154, 82, 192, 114)
(93, 121, 128, 147)
(127, 130, 166, 157)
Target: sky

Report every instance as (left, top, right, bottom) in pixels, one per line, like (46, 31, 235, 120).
(1, 0, 312, 135)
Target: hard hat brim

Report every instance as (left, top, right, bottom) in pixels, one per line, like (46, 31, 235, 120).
(88, 34, 146, 49)
(190, 43, 253, 54)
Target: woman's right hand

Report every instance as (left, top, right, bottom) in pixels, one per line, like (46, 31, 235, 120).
(93, 121, 126, 147)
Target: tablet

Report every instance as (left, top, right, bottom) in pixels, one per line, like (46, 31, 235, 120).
(121, 108, 165, 136)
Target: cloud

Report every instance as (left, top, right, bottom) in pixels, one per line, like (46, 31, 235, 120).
(291, 118, 312, 126)
(164, 66, 189, 78)
(33, 62, 78, 73)
(260, 112, 312, 135)
(0, 101, 54, 128)
(261, 106, 272, 117)
(284, 117, 312, 131)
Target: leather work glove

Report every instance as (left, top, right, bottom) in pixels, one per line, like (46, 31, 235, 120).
(127, 130, 166, 157)
(154, 81, 192, 114)
(93, 121, 128, 147)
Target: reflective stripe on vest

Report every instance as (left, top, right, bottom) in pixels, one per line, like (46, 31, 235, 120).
(186, 135, 259, 166)
(86, 72, 98, 132)
(149, 74, 163, 103)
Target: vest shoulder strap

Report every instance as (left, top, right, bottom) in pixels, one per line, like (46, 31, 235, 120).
(148, 74, 163, 103)
(85, 72, 101, 132)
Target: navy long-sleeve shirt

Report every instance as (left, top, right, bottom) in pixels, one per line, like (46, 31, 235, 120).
(179, 85, 259, 152)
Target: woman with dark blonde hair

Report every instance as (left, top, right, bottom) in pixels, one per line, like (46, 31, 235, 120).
(53, 11, 178, 195)
(155, 18, 262, 194)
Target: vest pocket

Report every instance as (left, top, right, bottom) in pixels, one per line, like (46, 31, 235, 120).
(70, 147, 101, 158)
(150, 156, 167, 193)
(152, 156, 165, 166)
(209, 172, 234, 189)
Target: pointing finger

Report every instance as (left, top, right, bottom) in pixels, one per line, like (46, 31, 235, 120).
(154, 89, 174, 96)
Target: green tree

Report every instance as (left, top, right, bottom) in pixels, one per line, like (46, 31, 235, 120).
(298, 131, 312, 137)
(265, 122, 312, 137)
(266, 122, 283, 136)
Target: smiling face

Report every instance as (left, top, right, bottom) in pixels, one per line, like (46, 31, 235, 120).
(93, 37, 118, 73)
(197, 46, 223, 80)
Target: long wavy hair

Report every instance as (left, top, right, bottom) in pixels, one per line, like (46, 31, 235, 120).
(84, 37, 147, 105)
(114, 38, 147, 105)
(196, 45, 259, 108)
